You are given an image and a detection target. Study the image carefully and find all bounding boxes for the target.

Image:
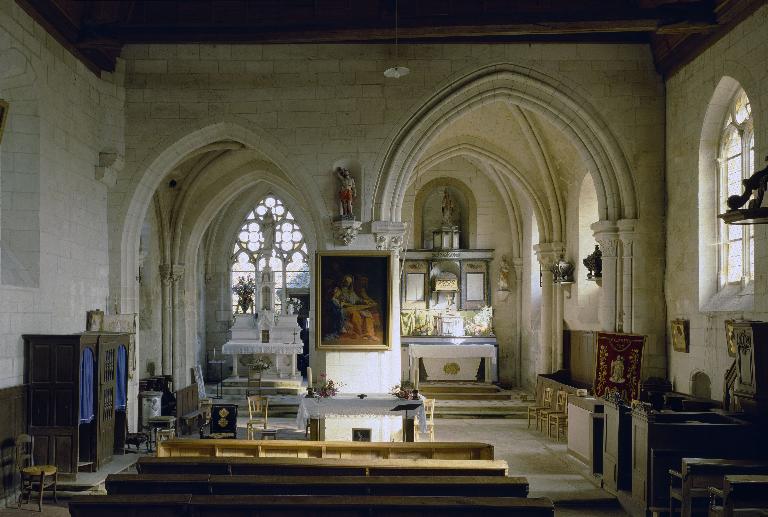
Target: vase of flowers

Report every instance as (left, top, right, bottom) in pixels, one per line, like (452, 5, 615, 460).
(314, 374, 343, 398)
(390, 381, 416, 400)
(245, 355, 272, 394)
(232, 276, 256, 314)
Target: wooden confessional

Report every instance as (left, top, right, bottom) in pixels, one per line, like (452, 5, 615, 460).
(23, 332, 130, 479)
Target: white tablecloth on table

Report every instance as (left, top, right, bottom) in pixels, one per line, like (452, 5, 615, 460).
(407, 344, 496, 359)
(222, 342, 303, 355)
(295, 394, 427, 434)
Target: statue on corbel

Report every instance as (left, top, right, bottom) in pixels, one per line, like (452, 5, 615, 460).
(331, 166, 362, 245)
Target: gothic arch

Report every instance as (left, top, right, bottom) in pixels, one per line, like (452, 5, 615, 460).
(116, 119, 326, 314)
(372, 63, 637, 226)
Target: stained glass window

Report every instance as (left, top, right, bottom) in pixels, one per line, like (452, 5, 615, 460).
(719, 89, 754, 286)
(231, 195, 309, 313)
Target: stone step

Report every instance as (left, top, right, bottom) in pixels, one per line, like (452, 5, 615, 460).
(422, 392, 513, 400)
(418, 383, 502, 394)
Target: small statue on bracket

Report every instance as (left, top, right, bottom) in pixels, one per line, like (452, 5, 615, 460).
(335, 166, 356, 219)
(441, 188, 454, 226)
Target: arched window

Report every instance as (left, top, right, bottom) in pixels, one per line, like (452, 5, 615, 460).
(231, 195, 309, 314)
(719, 89, 754, 286)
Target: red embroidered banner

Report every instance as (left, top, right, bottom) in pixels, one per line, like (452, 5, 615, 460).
(593, 332, 645, 402)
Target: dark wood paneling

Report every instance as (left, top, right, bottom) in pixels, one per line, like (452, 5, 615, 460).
(0, 384, 27, 505)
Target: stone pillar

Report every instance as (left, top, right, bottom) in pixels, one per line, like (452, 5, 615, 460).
(513, 257, 524, 386)
(171, 265, 185, 386)
(159, 264, 173, 376)
(592, 221, 621, 333)
(618, 219, 637, 334)
(534, 242, 564, 374)
(159, 263, 185, 381)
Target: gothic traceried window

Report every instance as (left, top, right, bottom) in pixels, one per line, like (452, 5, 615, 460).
(719, 89, 754, 287)
(231, 195, 309, 313)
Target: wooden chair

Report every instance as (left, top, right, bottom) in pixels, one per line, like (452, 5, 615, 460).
(537, 390, 566, 434)
(246, 395, 269, 440)
(415, 399, 436, 442)
(527, 387, 552, 430)
(16, 434, 58, 512)
(547, 393, 569, 440)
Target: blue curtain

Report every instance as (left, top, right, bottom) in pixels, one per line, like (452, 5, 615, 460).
(116, 345, 127, 411)
(79, 348, 94, 424)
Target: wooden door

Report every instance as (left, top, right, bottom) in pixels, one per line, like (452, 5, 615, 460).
(96, 337, 118, 469)
(23, 334, 82, 476)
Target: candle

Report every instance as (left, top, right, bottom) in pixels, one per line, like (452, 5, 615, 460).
(307, 366, 313, 387)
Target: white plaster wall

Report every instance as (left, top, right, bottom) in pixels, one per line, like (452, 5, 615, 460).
(666, 5, 768, 398)
(0, 1, 124, 388)
(138, 212, 162, 377)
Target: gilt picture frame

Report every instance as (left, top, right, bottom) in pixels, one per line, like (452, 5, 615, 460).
(671, 319, 689, 353)
(316, 251, 392, 351)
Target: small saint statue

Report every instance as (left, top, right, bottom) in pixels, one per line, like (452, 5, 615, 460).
(609, 356, 626, 384)
(335, 167, 356, 218)
(498, 255, 511, 292)
(441, 188, 454, 226)
(261, 211, 276, 251)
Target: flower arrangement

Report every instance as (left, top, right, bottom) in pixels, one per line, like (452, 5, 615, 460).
(232, 276, 256, 314)
(314, 374, 343, 398)
(390, 381, 416, 400)
(247, 356, 272, 372)
(464, 305, 494, 336)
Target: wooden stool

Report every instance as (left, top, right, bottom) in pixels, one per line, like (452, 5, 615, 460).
(156, 428, 175, 443)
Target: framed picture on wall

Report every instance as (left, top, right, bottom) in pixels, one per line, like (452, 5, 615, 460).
(671, 319, 689, 353)
(316, 251, 392, 351)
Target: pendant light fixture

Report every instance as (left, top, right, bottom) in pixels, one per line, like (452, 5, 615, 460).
(384, 0, 409, 79)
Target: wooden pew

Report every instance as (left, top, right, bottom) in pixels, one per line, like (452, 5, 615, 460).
(137, 456, 510, 477)
(709, 475, 768, 517)
(69, 494, 191, 517)
(105, 473, 529, 498)
(156, 438, 495, 460)
(106, 474, 212, 495)
(70, 494, 555, 517)
(668, 458, 768, 517)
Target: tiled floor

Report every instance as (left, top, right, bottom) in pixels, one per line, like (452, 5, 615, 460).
(0, 417, 627, 517)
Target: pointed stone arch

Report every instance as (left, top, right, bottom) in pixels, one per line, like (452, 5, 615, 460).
(372, 63, 637, 227)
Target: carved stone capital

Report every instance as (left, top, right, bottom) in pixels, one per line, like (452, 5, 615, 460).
(533, 242, 565, 268)
(160, 264, 185, 285)
(95, 151, 124, 188)
(331, 219, 363, 246)
(372, 220, 407, 254)
(591, 220, 620, 258)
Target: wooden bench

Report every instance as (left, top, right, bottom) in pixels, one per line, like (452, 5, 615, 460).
(668, 458, 768, 516)
(69, 494, 191, 517)
(709, 475, 768, 517)
(156, 438, 495, 460)
(105, 473, 529, 497)
(70, 494, 554, 517)
(174, 386, 202, 436)
(136, 456, 509, 477)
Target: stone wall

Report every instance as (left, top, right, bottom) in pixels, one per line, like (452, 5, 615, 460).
(665, 5, 768, 399)
(0, 1, 124, 389)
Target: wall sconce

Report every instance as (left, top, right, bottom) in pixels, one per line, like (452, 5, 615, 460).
(550, 255, 575, 284)
(719, 162, 768, 225)
(583, 245, 602, 281)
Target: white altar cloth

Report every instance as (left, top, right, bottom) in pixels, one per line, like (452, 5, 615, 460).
(408, 344, 496, 359)
(296, 394, 427, 434)
(407, 344, 496, 386)
(222, 342, 303, 355)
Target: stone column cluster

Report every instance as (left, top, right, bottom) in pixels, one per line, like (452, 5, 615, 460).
(159, 263, 185, 381)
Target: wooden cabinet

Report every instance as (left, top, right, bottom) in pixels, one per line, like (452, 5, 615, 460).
(23, 333, 129, 479)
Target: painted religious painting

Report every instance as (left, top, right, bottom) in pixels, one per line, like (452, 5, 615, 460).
(593, 332, 645, 402)
(316, 251, 392, 350)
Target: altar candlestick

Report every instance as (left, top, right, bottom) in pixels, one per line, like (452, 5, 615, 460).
(307, 366, 313, 387)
